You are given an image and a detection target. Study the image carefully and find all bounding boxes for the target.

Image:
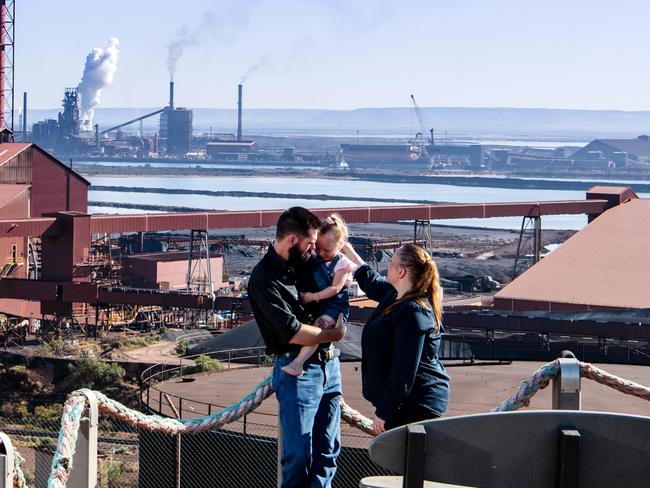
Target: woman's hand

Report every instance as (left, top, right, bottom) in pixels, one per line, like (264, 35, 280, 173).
(341, 241, 365, 267)
(340, 241, 355, 257)
(372, 416, 386, 435)
(300, 292, 317, 303)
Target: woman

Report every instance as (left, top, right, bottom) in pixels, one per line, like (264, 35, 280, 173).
(342, 242, 450, 434)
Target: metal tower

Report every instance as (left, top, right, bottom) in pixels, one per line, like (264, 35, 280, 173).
(0, 0, 15, 131)
(512, 209, 542, 280)
(186, 229, 214, 295)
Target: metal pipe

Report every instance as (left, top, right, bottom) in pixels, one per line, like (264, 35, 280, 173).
(237, 84, 242, 141)
(22, 91, 26, 137)
(99, 108, 164, 135)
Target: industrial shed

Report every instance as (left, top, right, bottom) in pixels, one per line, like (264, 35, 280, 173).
(494, 195, 650, 311)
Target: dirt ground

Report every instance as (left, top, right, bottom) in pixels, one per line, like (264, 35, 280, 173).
(215, 222, 575, 287)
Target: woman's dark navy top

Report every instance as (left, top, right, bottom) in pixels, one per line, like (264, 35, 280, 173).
(354, 264, 450, 421)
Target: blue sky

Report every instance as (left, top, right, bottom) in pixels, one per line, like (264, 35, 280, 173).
(18, 0, 650, 110)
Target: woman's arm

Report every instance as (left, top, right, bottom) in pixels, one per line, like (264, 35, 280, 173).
(340, 241, 365, 267)
(353, 263, 395, 303)
(375, 305, 430, 422)
(302, 268, 349, 303)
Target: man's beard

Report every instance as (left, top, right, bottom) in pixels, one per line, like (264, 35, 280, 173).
(288, 242, 310, 266)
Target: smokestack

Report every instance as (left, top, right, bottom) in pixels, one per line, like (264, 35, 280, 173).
(95, 124, 100, 149)
(169, 81, 174, 110)
(237, 84, 242, 141)
(22, 92, 27, 137)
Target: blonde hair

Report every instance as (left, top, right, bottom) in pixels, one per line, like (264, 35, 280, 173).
(320, 213, 348, 246)
(382, 243, 443, 332)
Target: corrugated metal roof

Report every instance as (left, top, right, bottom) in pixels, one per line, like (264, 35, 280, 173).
(0, 143, 91, 186)
(0, 184, 30, 208)
(495, 198, 650, 310)
(0, 143, 30, 165)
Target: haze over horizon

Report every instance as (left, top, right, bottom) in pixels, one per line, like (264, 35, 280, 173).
(19, 0, 650, 112)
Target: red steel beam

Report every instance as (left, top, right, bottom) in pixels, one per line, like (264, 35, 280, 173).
(0, 217, 57, 237)
(0, 199, 612, 237)
(87, 200, 609, 235)
(0, 278, 239, 310)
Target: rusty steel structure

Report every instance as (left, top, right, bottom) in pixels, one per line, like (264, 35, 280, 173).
(0, 182, 639, 342)
(0, 197, 614, 312)
(0, 0, 15, 132)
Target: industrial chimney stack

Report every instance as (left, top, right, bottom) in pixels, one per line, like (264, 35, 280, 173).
(22, 91, 26, 136)
(169, 81, 174, 110)
(237, 84, 243, 141)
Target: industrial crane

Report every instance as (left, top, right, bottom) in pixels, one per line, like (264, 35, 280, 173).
(410, 94, 434, 163)
(410, 94, 434, 146)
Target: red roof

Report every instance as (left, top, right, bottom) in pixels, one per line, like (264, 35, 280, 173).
(495, 198, 650, 311)
(0, 143, 30, 166)
(0, 143, 91, 186)
(0, 184, 30, 208)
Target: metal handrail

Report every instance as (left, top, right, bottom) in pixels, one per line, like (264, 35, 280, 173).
(140, 345, 272, 419)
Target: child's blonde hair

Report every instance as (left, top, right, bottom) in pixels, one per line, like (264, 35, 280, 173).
(320, 213, 348, 246)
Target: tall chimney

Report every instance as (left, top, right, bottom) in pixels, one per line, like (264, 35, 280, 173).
(169, 81, 174, 110)
(95, 124, 100, 149)
(22, 92, 27, 137)
(237, 83, 243, 141)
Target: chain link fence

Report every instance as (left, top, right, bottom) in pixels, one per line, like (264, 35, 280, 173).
(1, 406, 389, 487)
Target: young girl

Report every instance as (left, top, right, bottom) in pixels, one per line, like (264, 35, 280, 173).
(282, 213, 356, 376)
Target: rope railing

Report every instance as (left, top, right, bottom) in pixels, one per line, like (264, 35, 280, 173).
(492, 359, 561, 412)
(13, 457, 25, 488)
(578, 362, 650, 402)
(12, 452, 27, 488)
(492, 359, 650, 412)
(3, 358, 650, 487)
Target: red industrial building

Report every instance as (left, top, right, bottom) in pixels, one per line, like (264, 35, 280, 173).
(0, 143, 88, 279)
(121, 252, 226, 291)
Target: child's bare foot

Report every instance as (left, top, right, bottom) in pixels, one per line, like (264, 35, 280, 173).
(282, 363, 304, 376)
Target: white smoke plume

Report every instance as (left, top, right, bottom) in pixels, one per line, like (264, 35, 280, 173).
(78, 37, 120, 131)
(166, 9, 251, 81)
(166, 25, 198, 81)
(241, 52, 272, 84)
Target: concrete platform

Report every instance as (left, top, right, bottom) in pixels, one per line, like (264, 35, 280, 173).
(149, 360, 650, 444)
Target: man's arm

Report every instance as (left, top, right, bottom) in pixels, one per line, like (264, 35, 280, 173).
(249, 275, 346, 347)
(289, 314, 347, 346)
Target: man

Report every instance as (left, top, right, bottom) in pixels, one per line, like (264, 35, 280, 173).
(248, 206, 346, 488)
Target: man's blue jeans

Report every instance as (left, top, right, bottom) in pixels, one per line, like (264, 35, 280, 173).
(272, 355, 342, 488)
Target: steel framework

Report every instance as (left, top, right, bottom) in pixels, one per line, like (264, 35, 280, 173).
(0, 0, 14, 131)
(512, 213, 542, 280)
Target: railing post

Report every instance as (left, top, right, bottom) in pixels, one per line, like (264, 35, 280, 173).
(552, 357, 581, 410)
(277, 416, 283, 488)
(68, 389, 99, 488)
(403, 423, 427, 488)
(0, 432, 16, 488)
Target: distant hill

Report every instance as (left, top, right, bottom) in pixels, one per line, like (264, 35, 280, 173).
(25, 106, 650, 139)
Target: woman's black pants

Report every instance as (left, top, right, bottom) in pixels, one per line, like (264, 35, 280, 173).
(385, 403, 441, 430)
